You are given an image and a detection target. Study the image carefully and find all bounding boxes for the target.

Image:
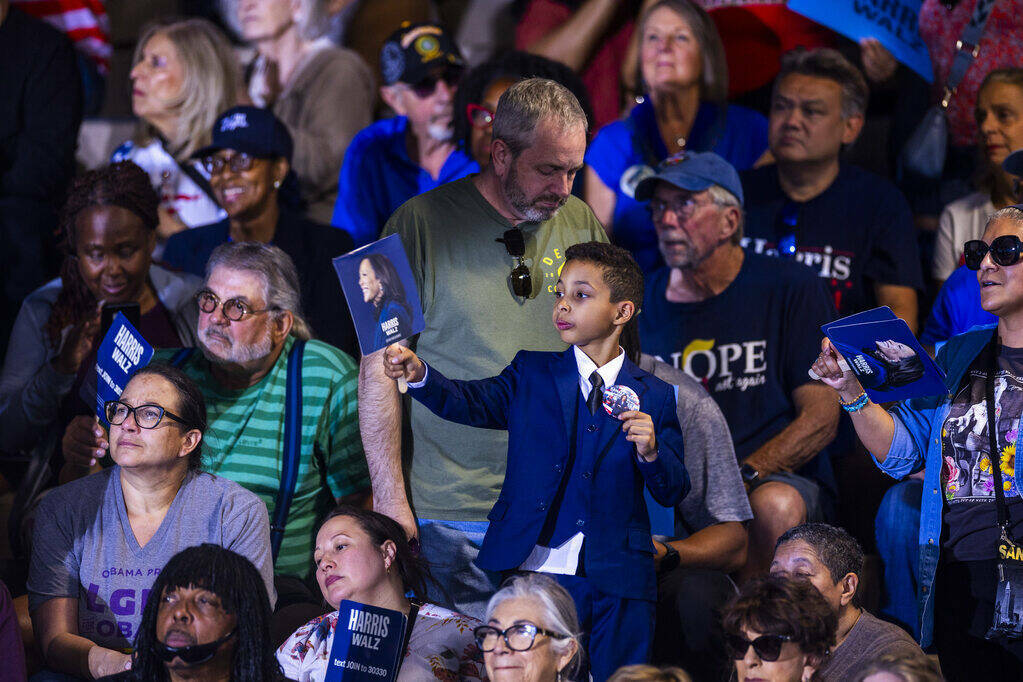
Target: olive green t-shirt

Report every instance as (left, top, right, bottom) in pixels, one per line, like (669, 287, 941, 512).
(382, 176, 608, 520)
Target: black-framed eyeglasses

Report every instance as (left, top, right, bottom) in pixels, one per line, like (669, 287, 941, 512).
(201, 152, 256, 175)
(776, 201, 800, 258)
(410, 66, 463, 98)
(473, 623, 568, 652)
(104, 400, 188, 429)
(195, 290, 275, 322)
(496, 228, 532, 297)
(964, 235, 1023, 270)
(724, 632, 794, 662)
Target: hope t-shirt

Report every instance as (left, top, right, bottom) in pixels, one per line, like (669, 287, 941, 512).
(639, 254, 835, 460)
(740, 163, 923, 317)
(27, 467, 275, 651)
(940, 346, 1023, 561)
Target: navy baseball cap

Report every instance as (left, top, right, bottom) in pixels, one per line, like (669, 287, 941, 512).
(380, 22, 464, 86)
(634, 151, 744, 205)
(194, 106, 293, 162)
(1004, 148, 1023, 178)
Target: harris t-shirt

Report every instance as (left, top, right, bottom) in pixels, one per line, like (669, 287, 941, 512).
(638, 253, 835, 461)
(740, 163, 923, 317)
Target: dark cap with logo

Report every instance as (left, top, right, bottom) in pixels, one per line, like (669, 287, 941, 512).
(380, 22, 464, 86)
(634, 150, 744, 205)
(194, 106, 293, 162)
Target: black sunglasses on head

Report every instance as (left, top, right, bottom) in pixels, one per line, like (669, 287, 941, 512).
(724, 632, 794, 662)
(964, 235, 1023, 270)
(496, 228, 532, 298)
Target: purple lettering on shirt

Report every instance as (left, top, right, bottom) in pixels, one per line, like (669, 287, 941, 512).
(110, 589, 135, 616)
(85, 583, 104, 613)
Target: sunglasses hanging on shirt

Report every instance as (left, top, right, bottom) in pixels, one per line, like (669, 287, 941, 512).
(964, 235, 1023, 270)
(496, 228, 532, 298)
(776, 201, 800, 259)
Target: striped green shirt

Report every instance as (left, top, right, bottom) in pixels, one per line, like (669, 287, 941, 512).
(157, 337, 369, 578)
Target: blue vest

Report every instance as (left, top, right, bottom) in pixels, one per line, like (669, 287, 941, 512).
(538, 390, 611, 552)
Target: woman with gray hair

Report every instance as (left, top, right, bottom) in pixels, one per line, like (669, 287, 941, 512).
(475, 574, 582, 682)
(239, 0, 374, 223)
(812, 205, 1023, 678)
(583, 0, 768, 273)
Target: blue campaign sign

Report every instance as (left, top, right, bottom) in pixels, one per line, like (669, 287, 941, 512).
(87, 313, 154, 424)
(333, 234, 426, 356)
(788, 0, 933, 83)
(324, 600, 409, 682)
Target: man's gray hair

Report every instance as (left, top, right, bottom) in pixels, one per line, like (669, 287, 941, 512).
(205, 242, 312, 340)
(707, 184, 745, 245)
(988, 205, 1023, 230)
(485, 573, 583, 677)
(492, 77, 588, 156)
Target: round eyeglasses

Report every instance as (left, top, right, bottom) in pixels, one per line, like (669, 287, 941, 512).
(201, 152, 256, 175)
(964, 235, 1023, 270)
(195, 291, 274, 322)
(104, 400, 188, 429)
(473, 623, 568, 652)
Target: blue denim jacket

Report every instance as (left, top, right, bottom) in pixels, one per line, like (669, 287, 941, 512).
(875, 324, 1023, 646)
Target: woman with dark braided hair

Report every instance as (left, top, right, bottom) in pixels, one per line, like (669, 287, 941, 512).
(97, 544, 283, 682)
(0, 160, 200, 457)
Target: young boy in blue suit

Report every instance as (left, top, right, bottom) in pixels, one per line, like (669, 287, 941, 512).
(384, 242, 688, 679)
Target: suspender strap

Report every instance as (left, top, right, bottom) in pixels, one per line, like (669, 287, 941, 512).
(170, 348, 195, 367)
(271, 339, 306, 561)
(944, 0, 997, 105)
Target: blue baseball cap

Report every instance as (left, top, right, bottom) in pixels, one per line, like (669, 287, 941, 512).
(194, 106, 293, 162)
(1004, 148, 1023, 178)
(634, 151, 744, 206)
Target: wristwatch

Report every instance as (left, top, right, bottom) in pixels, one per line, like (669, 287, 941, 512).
(657, 541, 681, 574)
(740, 463, 761, 486)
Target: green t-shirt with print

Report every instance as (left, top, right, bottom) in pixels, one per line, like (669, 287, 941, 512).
(156, 337, 369, 578)
(382, 175, 608, 521)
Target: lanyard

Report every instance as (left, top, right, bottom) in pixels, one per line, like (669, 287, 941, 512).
(985, 336, 1013, 540)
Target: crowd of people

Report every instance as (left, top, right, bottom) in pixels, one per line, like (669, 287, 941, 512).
(3, 0, 1023, 680)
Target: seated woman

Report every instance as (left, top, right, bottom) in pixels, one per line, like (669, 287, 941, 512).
(721, 574, 836, 682)
(475, 573, 582, 682)
(0, 161, 200, 456)
(27, 364, 275, 680)
(162, 106, 356, 356)
(112, 18, 238, 243)
(276, 506, 485, 681)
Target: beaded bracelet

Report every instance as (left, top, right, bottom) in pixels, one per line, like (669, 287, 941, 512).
(839, 391, 870, 413)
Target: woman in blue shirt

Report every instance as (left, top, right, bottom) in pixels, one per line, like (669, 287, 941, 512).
(811, 207, 1023, 679)
(584, 0, 768, 273)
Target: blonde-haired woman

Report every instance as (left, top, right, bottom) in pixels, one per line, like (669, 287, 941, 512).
(113, 18, 240, 242)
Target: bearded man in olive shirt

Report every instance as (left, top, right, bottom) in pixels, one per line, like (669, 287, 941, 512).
(360, 78, 608, 619)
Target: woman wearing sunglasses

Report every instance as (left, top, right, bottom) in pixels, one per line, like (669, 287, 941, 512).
(721, 574, 836, 682)
(277, 506, 486, 681)
(477, 574, 581, 682)
(811, 206, 1023, 680)
(27, 364, 275, 680)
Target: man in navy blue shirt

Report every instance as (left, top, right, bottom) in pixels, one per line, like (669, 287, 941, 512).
(635, 151, 839, 582)
(331, 22, 478, 247)
(740, 48, 922, 328)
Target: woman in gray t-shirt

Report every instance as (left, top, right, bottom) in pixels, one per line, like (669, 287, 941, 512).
(28, 364, 275, 679)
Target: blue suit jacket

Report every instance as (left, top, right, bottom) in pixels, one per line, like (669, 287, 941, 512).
(409, 348, 689, 601)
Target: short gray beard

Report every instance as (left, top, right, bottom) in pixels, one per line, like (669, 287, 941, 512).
(503, 163, 566, 223)
(198, 326, 274, 366)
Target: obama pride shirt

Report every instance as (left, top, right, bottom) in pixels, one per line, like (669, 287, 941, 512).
(639, 253, 836, 461)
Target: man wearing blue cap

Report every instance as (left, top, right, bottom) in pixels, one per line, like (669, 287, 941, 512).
(162, 105, 358, 356)
(634, 150, 839, 582)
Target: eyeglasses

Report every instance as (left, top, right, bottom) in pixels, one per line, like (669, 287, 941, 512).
(496, 228, 532, 297)
(473, 623, 568, 652)
(195, 290, 275, 321)
(776, 201, 800, 258)
(104, 400, 188, 429)
(964, 235, 1023, 270)
(648, 194, 713, 221)
(724, 633, 794, 662)
(467, 103, 495, 129)
(201, 152, 256, 175)
(410, 67, 463, 98)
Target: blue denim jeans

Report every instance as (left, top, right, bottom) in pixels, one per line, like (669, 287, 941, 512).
(418, 519, 502, 621)
(875, 478, 923, 639)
